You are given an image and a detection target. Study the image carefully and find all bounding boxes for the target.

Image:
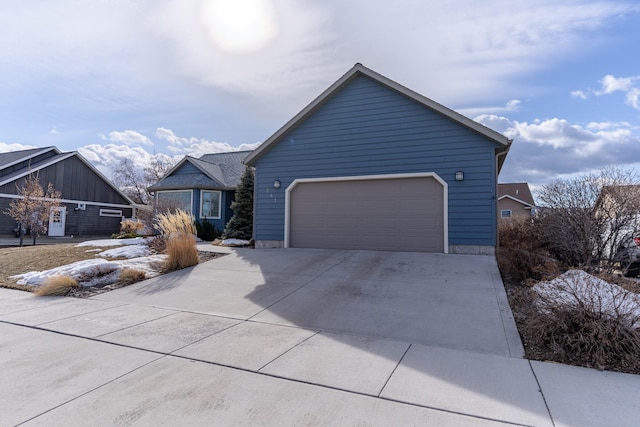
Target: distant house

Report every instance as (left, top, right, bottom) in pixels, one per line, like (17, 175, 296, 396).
(0, 147, 135, 237)
(594, 184, 640, 256)
(244, 63, 512, 254)
(498, 183, 536, 219)
(148, 151, 250, 233)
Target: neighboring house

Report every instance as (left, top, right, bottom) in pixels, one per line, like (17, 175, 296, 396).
(0, 146, 135, 237)
(148, 151, 250, 232)
(498, 183, 536, 219)
(244, 63, 512, 254)
(594, 184, 640, 258)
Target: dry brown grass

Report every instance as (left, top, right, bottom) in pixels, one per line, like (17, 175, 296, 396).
(34, 275, 78, 296)
(154, 209, 199, 272)
(506, 269, 640, 374)
(118, 268, 146, 285)
(164, 235, 199, 272)
(0, 243, 101, 290)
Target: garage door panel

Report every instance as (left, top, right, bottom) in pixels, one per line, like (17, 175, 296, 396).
(289, 176, 444, 252)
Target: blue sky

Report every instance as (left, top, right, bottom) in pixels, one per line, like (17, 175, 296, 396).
(1, 0, 639, 194)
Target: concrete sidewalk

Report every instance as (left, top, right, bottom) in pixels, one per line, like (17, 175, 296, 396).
(1, 287, 638, 426)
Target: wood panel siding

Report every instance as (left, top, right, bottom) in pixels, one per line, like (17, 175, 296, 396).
(253, 74, 501, 247)
(0, 156, 129, 205)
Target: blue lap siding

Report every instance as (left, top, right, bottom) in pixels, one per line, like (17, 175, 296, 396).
(251, 73, 505, 247)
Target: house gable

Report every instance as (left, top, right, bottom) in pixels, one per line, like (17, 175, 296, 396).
(247, 65, 511, 251)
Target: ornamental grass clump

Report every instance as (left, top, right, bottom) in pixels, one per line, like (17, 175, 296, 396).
(34, 275, 78, 296)
(154, 209, 199, 271)
(118, 268, 146, 286)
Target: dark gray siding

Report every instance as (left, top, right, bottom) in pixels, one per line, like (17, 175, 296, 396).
(63, 204, 132, 236)
(0, 198, 132, 237)
(253, 74, 501, 246)
(0, 156, 130, 205)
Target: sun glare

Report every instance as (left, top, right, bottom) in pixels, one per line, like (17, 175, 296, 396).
(201, 0, 278, 54)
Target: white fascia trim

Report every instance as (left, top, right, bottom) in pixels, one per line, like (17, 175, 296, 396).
(498, 194, 534, 208)
(0, 193, 134, 209)
(284, 172, 449, 253)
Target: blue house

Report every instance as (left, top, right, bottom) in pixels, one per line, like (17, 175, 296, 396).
(244, 64, 511, 254)
(148, 151, 250, 233)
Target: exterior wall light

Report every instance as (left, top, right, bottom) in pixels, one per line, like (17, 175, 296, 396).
(273, 180, 281, 189)
(455, 171, 464, 181)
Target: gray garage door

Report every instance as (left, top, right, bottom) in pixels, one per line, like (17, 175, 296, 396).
(289, 176, 444, 252)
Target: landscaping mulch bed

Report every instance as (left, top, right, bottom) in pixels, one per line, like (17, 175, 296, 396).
(0, 247, 226, 298)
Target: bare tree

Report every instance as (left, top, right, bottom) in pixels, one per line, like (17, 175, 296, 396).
(535, 166, 640, 270)
(3, 172, 62, 246)
(112, 157, 175, 205)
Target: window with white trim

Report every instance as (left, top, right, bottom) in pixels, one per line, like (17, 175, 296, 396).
(156, 190, 192, 213)
(200, 190, 221, 219)
(100, 209, 123, 217)
(501, 209, 512, 218)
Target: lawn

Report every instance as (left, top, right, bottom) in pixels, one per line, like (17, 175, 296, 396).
(0, 244, 102, 290)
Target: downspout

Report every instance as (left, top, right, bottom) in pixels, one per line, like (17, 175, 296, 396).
(495, 142, 512, 250)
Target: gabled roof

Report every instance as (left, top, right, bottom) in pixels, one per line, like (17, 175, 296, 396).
(0, 146, 60, 172)
(244, 63, 511, 167)
(149, 151, 250, 191)
(498, 183, 536, 207)
(0, 148, 135, 206)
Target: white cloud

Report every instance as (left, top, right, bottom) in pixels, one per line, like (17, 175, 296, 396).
(626, 87, 640, 110)
(573, 74, 640, 110)
(49, 126, 60, 135)
(586, 121, 631, 130)
(506, 99, 521, 111)
(571, 90, 588, 99)
(475, 114, 640, 185)
(77, 144, 180, 179)
(0, 142, 37, 153)
(3, 0, 633, 115)
(596, 75, 638, 95)
(155, 127, 261, 157)
(100, 130, 153, 146)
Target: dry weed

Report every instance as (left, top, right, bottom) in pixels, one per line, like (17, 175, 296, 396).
(526, 271, 640, 373)
(34, 275, 78, 296)
(118, 268, 146, 285)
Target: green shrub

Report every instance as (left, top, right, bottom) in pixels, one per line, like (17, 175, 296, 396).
(195, 220, 221, 241)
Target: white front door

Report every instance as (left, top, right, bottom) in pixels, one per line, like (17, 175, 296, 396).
(48, 207, 66, 237)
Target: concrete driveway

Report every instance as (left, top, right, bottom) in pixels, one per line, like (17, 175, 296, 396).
(96, 248, 524, 357)
(2, 248, 639, 426)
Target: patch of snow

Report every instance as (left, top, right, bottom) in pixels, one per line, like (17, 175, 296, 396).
(220, 238, 251, 247)
(533, 270, 640, 326)
(98, 244, 150, 259)
(11, 255, 166, 287)
(77, 237, 148, 247)
(85, 248, 103, 253)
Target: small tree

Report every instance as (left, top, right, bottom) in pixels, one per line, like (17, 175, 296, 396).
(113, 157, 176, 205)
(222, 167, 254, 240)
(3, 172, 62, 246)
(535, 166, 640, 269)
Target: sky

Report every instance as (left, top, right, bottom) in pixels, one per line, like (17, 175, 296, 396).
(1, 0, 639, 197)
